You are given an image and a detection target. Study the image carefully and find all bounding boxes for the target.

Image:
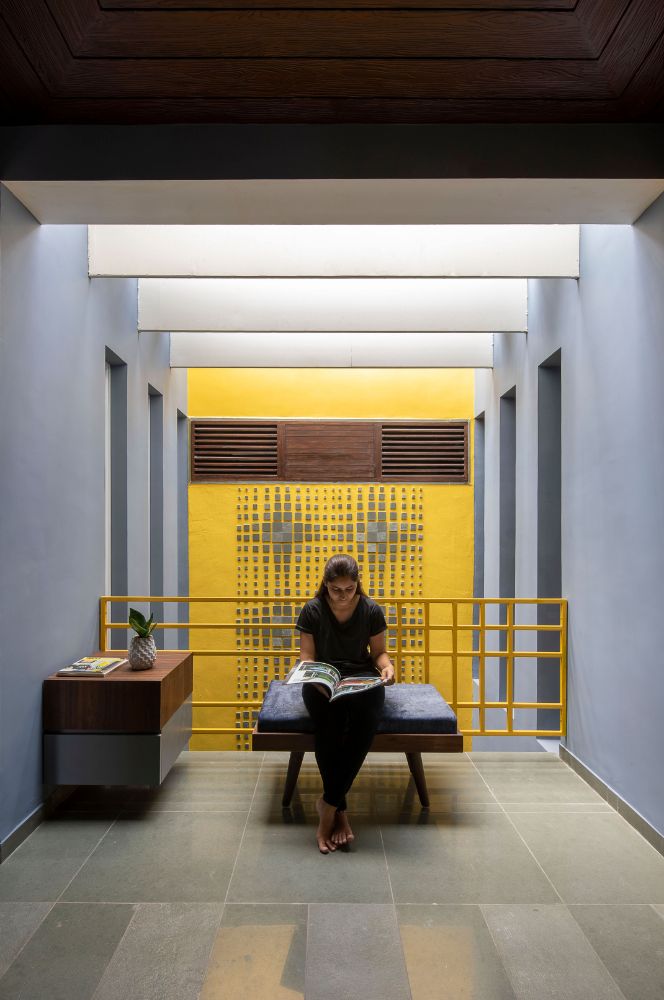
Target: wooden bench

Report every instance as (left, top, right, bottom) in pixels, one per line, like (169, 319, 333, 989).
(252, 681, 463, 807)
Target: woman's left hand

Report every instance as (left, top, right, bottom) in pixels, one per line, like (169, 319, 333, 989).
(381, 664, 396, 686)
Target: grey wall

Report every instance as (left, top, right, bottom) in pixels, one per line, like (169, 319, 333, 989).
(0, 187, 187, 851)
(476, 191, 664, 838)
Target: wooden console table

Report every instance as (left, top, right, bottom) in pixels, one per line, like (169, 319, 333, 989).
(43, 651, 193, 786)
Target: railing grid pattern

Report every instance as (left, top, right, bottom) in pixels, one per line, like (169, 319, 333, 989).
(101, 596, 567, 739)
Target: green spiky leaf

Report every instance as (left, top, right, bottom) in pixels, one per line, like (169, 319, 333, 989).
(129, 607, 156, 637)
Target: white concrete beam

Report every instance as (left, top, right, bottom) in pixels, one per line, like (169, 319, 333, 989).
(6, 179, 663, 224)
(169, 331, 493, 368)
(89, 225, 579, 277)
(139, 278, 526, 332)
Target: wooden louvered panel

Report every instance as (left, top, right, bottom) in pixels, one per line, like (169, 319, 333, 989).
(381, 422, 468, 481)
(283, 422, 376, 481)
(190, 420, 278, 481)
(190, 420, 469, 482)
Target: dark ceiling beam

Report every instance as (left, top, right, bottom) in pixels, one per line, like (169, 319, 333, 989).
(2, 124, 663, 180)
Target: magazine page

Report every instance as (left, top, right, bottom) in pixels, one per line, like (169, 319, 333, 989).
(71, 657, 126, 670)
(285, 660, 341, 697)
(56, 658, 126, 676)
(329, 676, 385, 702)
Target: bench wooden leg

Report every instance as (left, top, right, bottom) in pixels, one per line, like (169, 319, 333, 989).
(406, 752, 430, 808)
(282, 750, 305, 807)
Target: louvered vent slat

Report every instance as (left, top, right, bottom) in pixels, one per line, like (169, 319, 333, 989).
(380, 422, 468, 482)
(191, 421, 279, 481)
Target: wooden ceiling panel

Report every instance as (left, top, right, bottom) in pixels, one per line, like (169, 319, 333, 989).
(53, 10, 591, 60)
(572, 0, 630, 52)
(621, 29, 664, 116)
(2, 3, 70, 92)
(0, 19, 48, 108)
(98, 1, 579, 9)
(29, 98, 626, 126)
(596, 0, 664, 95)
(1, 0, 662, 125)
(57, 60, 613, 102)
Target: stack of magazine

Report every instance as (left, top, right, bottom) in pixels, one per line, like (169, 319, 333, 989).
(56, 656, 127, 677)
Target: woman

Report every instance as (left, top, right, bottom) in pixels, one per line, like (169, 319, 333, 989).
(295, 554, 395, 853)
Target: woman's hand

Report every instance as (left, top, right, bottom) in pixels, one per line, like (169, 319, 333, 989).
(380, 663, 396, 686)
(370, 633, 396, 686)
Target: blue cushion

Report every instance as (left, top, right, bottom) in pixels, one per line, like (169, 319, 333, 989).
(256, 680, 458, 735)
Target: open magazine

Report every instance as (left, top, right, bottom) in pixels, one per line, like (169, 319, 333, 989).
(285, 660, 384, 702)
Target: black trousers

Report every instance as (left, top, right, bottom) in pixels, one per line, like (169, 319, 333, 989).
(302, 683, 385, 811)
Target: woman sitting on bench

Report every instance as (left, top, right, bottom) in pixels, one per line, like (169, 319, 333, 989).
(296, 554, 395, 854)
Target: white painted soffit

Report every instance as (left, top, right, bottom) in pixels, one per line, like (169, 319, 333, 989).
(5, 179, 664, 225)
(89, 225, 579, 277)
(169, 331, 494, 368)
(139, 278, 526, 332)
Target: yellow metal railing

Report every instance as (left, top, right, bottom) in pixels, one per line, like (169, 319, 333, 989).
(100, 596, 567, 739)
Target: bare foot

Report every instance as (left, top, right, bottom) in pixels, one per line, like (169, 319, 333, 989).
(315, 797, 337, 854)
(331, 810, 355, 846)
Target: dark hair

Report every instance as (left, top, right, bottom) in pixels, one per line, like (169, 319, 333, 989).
(315, 553, 366, 599)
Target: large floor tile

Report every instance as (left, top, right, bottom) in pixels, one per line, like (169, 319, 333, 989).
(93, 902, 222, 1000)
(306, 904, 410, 1000)
(54, 786, 133, 813)
(129, 758, 261, 811)
(470, 762, 604, 804)
(62, 810, 247, 902)
(0, 902, 52, 976)
(569, 904, 664, 1000)
(255, 758, 499, 819)
(397, 904, 517, 1000)
(384, 813, 560, 904)
(470, 737, 548, 752)
(509, 812, 664, 903)
(503, 802, 613, 813)
(201, 903, 307, 999)
(179, 750, 263, 763)
(0, 902, 135, 1000)
(468, 752, 562, 762)
(481, 904, 625, 1000)
(227, 817, 392, 904)
(0, 814, 117, 902)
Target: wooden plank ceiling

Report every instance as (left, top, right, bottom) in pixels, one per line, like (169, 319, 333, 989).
(1, 0, 663, 124)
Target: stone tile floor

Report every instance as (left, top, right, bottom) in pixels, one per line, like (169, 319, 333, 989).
(1, 750, 663, 999)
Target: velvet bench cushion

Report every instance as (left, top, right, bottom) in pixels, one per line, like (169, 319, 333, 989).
(256, 680, 458, 734)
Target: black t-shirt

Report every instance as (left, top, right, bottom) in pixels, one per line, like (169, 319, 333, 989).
(295, 595, 387, 676)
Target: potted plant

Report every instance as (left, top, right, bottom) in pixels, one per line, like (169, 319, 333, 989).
(128, 607, 157, 670)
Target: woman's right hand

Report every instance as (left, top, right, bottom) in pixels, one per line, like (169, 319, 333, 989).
(380, 663, 396, 685)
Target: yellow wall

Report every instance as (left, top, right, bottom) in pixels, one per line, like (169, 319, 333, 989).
(188, 369, 475, 749)
(190, 368, 473, 420)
